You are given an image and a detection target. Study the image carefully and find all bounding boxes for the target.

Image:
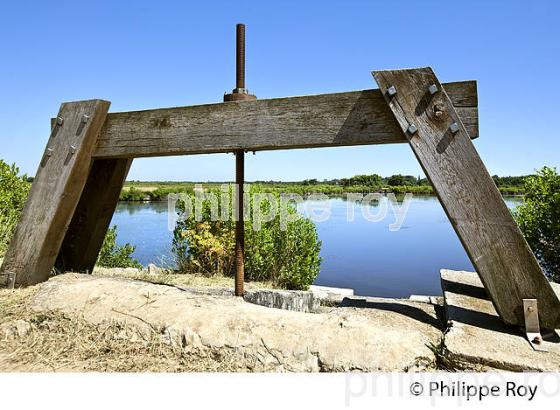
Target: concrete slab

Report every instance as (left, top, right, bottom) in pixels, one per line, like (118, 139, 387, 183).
(309, 285, 354, 304)
(30, 273, 443, 372)
(441, 269, 560, 371)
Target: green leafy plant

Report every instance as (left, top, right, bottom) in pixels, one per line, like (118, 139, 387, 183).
(97, 225, 142, 269)
(172, 187, 322, 290)
(0, 159, 31, 255)
(513, 167, 560, 282)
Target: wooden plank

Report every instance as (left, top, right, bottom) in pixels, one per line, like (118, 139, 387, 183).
(0, 100, 110, 286)
(92, 81, 478, 158)
(56, 158, 132, 273)
(373, 67, 560, 329)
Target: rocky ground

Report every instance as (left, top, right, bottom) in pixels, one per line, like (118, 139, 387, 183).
(0, 267, 559, 372)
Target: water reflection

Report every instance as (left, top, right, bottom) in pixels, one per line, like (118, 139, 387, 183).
(110, 196, 523, 298)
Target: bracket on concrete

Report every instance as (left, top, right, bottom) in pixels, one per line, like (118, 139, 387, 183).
(2, 271, 16, 289)
(523, 299, 547, 352)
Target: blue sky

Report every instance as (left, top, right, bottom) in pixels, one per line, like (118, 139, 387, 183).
(1, 0, 558, 181)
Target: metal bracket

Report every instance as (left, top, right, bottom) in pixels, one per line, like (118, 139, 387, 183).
(3, 271, 16, 289)
(523, 299, 547, 352)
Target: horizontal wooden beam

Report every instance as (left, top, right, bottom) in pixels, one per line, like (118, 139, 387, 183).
(92, 81, 478, 159)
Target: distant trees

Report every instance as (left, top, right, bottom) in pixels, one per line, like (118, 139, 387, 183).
(492, 175, 528, 187)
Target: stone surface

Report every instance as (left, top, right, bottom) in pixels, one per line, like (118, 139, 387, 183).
(30, 273, 443, 371)
(309, 285, 354, 304)
(243, 289, 319, 313)
(441, 269, 560, 371)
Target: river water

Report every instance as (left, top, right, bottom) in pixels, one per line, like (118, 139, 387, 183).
(109, 196, 522, 298)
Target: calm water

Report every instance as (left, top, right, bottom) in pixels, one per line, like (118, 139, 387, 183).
(110, 196, 522, 298)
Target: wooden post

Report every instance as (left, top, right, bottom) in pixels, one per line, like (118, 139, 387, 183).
(373, 67, 560, 329)
(56, 158, 132, 273)
(0, 100, 110, 286)
(235, 150, 245, 296)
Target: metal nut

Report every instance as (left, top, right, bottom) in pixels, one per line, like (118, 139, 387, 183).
(81, 114, 90, 124)
(56, 117, 64, 126)
(407, 124, 418, 135)
(69, 145, 77, 154)
(45, 148, 54, 157)
(449, 122, 460, 134)
(428, 84, 438, 95)
(387, 85, 397, 97)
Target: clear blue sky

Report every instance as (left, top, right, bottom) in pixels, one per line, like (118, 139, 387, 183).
(1, 0, 558, 181)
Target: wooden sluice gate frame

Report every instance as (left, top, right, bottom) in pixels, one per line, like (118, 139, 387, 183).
(1, 25, 559, 334)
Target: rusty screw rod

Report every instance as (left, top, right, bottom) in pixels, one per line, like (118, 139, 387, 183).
(235, 151, 245, 296)
(236, 23, 245, 90)
(224, 24, 257, 296)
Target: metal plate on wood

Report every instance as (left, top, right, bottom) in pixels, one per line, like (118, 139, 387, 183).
(523, 299, 547, 352)
(4, 272, 16, 289)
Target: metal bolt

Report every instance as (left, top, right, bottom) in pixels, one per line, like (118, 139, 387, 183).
(434, 104, 444, 119)
(69, 145, 77, 154)
(81, 114, 90, 123)
(428, 84, 438, 95)
(532, 336, 542, 345)
(56, 117, 64, 126)
(449, 122, 460, 134)
(387, 85, 397, 97)
(407, 124, 418, 135)
(528, 306, 535, 313)
(45, 148, 54, 157)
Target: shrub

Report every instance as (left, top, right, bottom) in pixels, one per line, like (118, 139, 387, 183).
(172, 187, 322, 290)
(119, 187, 147, 201)
(513, 167, 560, 282)
(97, 225, 142, 269)
(0, 159, 30, 255)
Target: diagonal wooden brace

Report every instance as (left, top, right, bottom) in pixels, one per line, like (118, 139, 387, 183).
(373, 67, 560, 329)
(0, 100, 110, 286)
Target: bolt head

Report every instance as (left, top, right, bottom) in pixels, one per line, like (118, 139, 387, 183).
(449, 122, 460, 134)
(387, 85, 397, 97)
(428, 84, 438, 95)
(81, 114, 90, 123)
(56, 117, 64, 126)
(45, 148, 53, 157)
(407, 124, 418, 135)
(69, 145, 77, 154)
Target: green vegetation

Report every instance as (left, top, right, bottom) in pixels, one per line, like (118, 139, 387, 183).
(121, 172, 530, 201)
(172, 187, 322, 290)
(513, 167, 560, 282)
(0, 160, 30, 255)
(97, 226, 142, 269)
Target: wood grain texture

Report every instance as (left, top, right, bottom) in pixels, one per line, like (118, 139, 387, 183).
(373, 67, 560, 329)
(56, 158, 132, 273)
(92, 82, 478, 158)
(0, 100, 110, 286)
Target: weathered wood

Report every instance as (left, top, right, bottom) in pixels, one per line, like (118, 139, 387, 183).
(373, 68, 560, 329)
(56, 158, 132, 273)
(92, 81, 478, 158)
(0, 100, 110, 286)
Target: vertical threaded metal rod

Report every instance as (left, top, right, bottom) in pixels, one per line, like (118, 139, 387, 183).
(236, 23, 245, 90)
(235, 150, 245, 296)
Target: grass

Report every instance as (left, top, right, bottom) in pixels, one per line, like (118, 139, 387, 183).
(0, 279, 247, 372)
(0, 260, 274, 371)
(91, 266, 278, 290)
